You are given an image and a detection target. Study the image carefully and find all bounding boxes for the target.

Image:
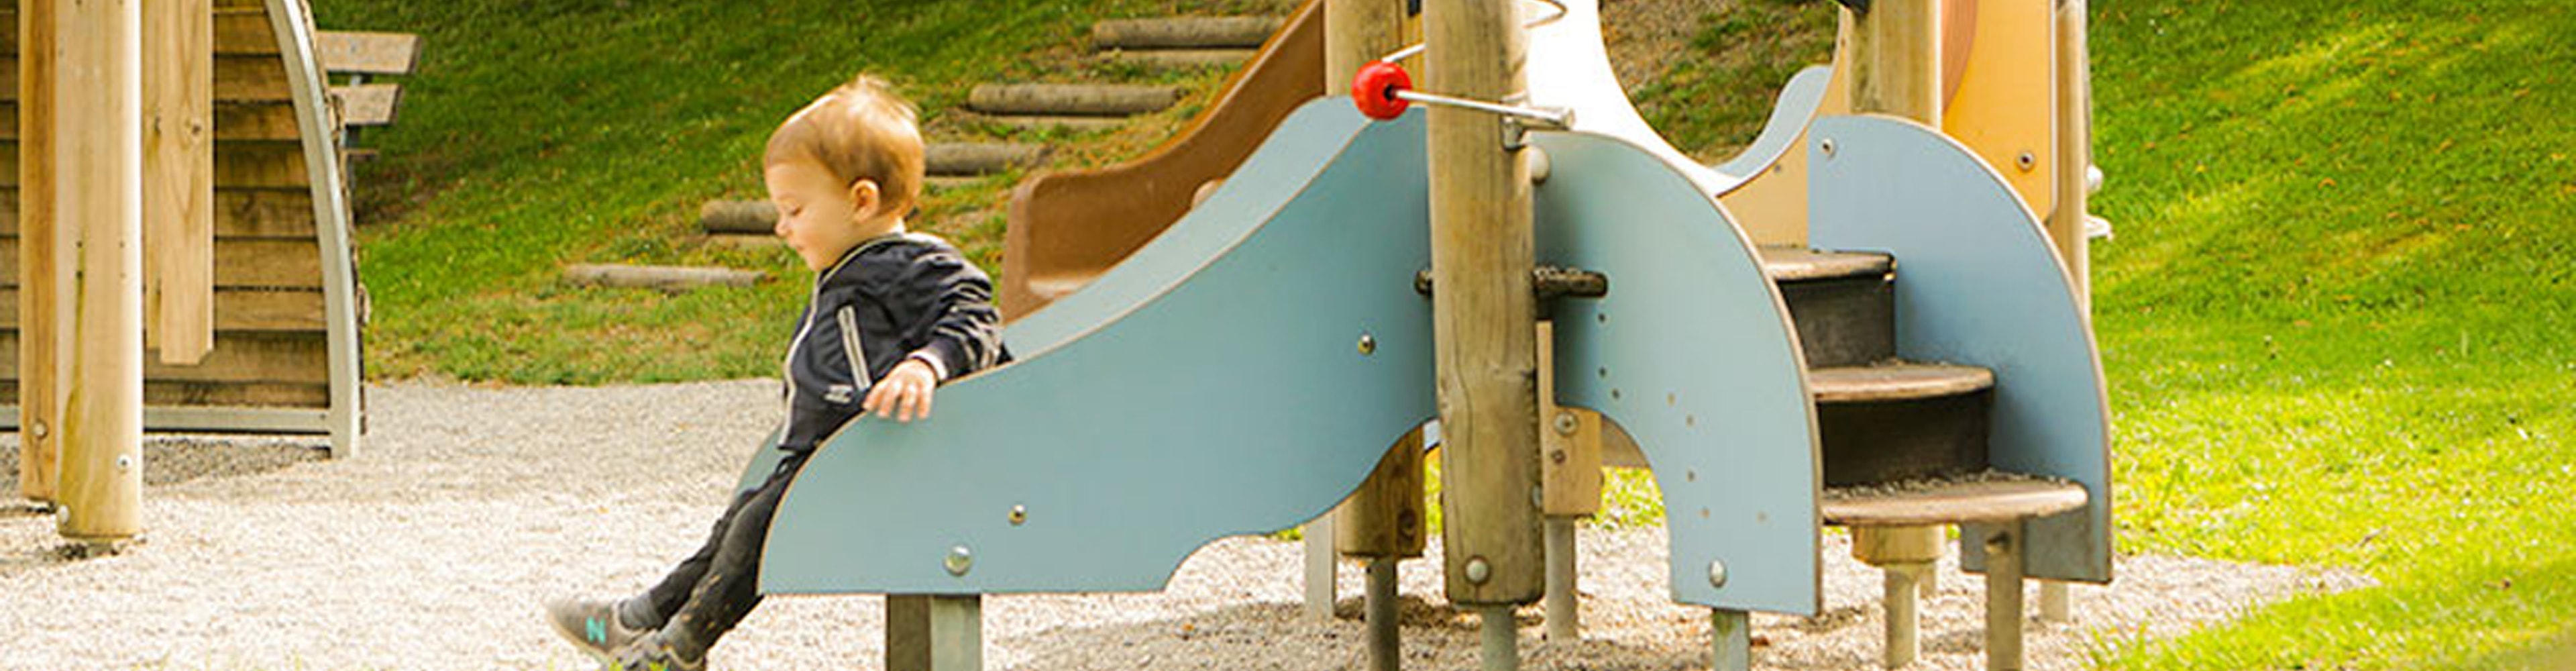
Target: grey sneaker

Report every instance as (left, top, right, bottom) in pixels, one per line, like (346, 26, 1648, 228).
(610, 629, 706, 671)
(545, 597, 644, 662)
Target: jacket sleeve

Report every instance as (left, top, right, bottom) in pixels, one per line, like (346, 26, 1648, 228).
(896, 250, 1007, 381)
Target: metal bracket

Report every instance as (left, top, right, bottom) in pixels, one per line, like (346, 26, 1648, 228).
(1413, 266, 1607, 300)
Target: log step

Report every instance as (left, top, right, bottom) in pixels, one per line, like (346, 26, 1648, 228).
(1091, 16, 1282, 50)
(926, 142, 1048, 176)
(959, 113, 1129, 134)
(1101, 48, 1258, 70)
(564, 264, 767, 292)
(967, 84, 1181, 117)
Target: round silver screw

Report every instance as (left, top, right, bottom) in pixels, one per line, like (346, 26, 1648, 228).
(1820, 138, 1838, 159)
(1009, 505, 1028, 526)
(114, 454, 134, 472)
(1552, 411, 1577, 436)
(1527, 146, 1553, 185)
(31, 421, 48, 440)
(945, 546, 973, 576)
(1357, 333, 1377, 356)
(2017, 151, 2037, 172)
(1708, 559, 1729, 588)
(1464, 557, 1493, 584)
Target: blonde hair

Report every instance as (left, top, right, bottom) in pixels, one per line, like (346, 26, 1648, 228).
(765, 74, 925, 217)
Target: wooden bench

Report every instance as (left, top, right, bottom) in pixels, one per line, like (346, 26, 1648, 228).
(315, 30, 421, 156)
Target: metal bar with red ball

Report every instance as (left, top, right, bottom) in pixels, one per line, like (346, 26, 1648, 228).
(1351, 60, 1572, 130)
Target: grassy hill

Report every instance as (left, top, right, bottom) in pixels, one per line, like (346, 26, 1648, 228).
(315, 0, 1293, 384)
(321, 0, 2575, 667)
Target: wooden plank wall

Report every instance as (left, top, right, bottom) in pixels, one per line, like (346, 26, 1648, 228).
(1, 0, 333, 410)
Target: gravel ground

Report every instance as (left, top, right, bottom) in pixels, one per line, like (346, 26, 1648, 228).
(0, 380, 2368, 670)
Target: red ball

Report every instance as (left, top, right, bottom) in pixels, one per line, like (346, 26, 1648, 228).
(1351, 60, 1413, 121)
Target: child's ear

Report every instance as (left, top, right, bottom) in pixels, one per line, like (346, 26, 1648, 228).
(845, 179, 882, 221)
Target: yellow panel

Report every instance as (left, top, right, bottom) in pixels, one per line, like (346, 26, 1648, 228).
(1719, 15, 1855, 248)
(1940, 0, 2055, 215)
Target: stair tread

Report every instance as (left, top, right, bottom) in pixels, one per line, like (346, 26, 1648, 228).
(1821, 471, 2088, 526)
(1809, 362, 1993, 403)
(1760, 246, 1892, 282)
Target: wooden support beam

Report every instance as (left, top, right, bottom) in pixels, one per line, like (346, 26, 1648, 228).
(146, 0, 214, 365)
(17, 0, 60, 504)
(55, 0, 148, 544)
(1423, 2, 1540, 670)
(1848, 0, 1943, 125)
(1321, 11, 1414, 664)
(2050, 0, 2092, 309)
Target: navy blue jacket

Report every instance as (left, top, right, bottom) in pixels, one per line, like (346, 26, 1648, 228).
(779, 232, 1008, 453)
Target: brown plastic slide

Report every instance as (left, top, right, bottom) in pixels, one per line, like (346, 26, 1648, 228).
(1000, 0, 1325, 318)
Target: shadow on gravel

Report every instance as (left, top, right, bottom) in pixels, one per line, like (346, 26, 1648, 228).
(0, 434, 326, 489)
(1009, 597, 1714, 671)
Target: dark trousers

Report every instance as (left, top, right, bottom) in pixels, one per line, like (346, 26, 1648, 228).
(621, 448, 809, 656)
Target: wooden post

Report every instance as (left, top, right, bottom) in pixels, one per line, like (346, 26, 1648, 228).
(1847, 0, 1943, 127)
(144, 0, 215, 365)
(1324, 7, 1415, 656)
(1426, 0, 1540, 605)
(1424, 0, 1542, 668)
(17, 0, 63, 505)
(2049, 0, 2092, 310)
(1536, 322, 1602, 643)
(886, 595, 981, 671)
(55, 0, 148, 544)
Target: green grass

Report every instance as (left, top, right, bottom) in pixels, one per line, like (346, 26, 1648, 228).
(2078, 0, 2576, 668)
(317, 0, 1290, 383)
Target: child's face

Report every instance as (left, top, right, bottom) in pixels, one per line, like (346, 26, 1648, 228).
(765, 158, 892, 271)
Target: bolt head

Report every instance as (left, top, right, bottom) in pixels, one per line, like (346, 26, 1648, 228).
(945, 546, 973, 576)
(31, 422, 48, 440)
(1357, 333, 1377, 356)
(1009, 505, 1028, 526)
(2017, 151, 2038, 171)
(1819, 138, 1838, 158)
(1552, 411, 1578, 436)
(1464, 557, 1492, 584)
(115, 455, 134, 472)
(1708, 560, 1729, 588)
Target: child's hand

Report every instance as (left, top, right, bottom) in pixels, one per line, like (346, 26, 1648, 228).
(863, 359, 939, 423)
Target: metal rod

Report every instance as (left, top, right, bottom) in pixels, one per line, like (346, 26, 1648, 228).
(1984, 524, 2026, 671)
(1393, 90, 1570, 127)
(1304, 515, 1338, 621)
(2037, 579, 2072, 623)
(1543, 516, 1578, 641)
(1479, 605, 1520, 671)
(1711, 609, 1752, 671)
(1375, 0, 1568, 64)
(1882, 563, 1923, 669)
(1366, 557, 1401, 671)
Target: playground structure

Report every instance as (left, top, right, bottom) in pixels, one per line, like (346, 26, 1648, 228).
(745, 1, 2110, 670)
(8, 0, 366, 542)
